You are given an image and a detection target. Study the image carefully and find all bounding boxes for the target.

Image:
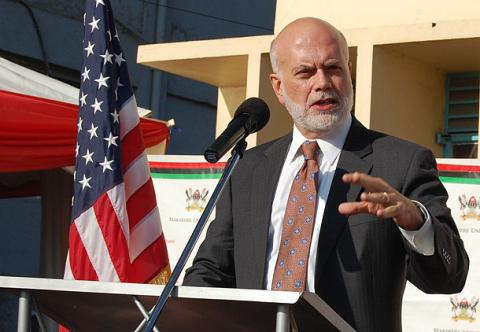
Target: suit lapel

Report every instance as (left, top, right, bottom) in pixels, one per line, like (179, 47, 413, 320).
(315, 118, 373, 284)
(250, 134, 292, 287)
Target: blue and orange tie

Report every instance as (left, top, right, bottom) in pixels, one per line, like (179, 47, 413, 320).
(272, 140, 320, 291)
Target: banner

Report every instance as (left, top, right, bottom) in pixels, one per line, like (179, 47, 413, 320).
(150, 155, 478, 325)
(403, 158, 480, 332)
(149, 155, 225, 284)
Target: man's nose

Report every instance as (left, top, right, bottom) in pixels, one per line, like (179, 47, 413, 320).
(312, 69, 332, 91)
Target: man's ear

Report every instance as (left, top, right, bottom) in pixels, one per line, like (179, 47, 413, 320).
(269, 73, 285, 105)
(348, 61, 353, 77)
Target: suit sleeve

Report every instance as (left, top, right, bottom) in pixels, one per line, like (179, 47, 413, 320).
(182, 177, 236, 288)
(402, 148, 469, 293)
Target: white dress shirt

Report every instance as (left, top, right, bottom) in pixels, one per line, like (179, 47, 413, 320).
(264, 113, 434, 292)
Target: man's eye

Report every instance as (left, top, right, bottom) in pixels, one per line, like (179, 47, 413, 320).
(296, 69, 313, 76)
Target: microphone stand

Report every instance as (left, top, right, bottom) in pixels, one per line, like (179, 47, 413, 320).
(143, 139, 248, 332)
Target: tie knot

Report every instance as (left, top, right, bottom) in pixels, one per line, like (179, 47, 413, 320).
(301, 141, 319, 161)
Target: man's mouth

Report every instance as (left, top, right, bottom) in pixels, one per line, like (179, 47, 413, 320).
(310, 98, 338, 111)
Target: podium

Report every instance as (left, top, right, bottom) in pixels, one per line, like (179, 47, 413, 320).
(0, 276, 355, 331)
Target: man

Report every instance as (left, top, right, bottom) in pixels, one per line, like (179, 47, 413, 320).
(183, 17, 469, 331)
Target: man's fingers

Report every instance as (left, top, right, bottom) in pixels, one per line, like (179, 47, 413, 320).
(338, 201, 370, 215)
(376, 205, 398, 218)
(360, 191, 392, 205)
(342, 172, 388, 193)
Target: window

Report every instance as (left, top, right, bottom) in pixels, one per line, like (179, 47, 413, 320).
(437, 72, 479, 158)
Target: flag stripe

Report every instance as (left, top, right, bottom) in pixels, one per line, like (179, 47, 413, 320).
(124, 153, 150, 200)
(121, 124, 145, 172)
(73, 207, 119, 281)
(439, 176, 480, 185)
(148, 161, 227, 169)
(126, 178, 157, 230)
(63, 253, 73, 279)
(93, 192, 130, 281)
(130, 233, 169, 283)
(67, 227, 99, 281)
(106, 183, 130, 243)
(119, 96, 140, 140)
(437, 163, 480, 172)
(129, 207, 163, 261)
(150, 168, 223, 174)
(150, 173, 223, 180)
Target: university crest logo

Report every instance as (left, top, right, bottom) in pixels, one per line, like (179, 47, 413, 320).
(458, 194, 480, 220)
(185, 188, 209, 212)
(450, 295, 478, 322)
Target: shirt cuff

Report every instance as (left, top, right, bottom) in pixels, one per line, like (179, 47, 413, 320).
(398, 200, 435, 256)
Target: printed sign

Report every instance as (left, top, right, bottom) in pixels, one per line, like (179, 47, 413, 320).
(149, 155, 225, 284)
(403, 159, 480, 332)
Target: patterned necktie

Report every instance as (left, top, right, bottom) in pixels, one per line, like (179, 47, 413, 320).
(272, 140, 320, 292)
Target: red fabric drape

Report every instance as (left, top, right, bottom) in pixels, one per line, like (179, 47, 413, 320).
(0, 90, 169, 173)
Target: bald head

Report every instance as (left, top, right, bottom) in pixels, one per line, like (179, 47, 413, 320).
(268, 17, 354, 138)
(270, 17, 349, 75)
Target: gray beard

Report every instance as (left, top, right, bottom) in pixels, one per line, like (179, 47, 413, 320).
(283, 90, 352, 135)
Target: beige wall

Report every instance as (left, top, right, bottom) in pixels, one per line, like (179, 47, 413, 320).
(137, 2, 480, 156)
(275, 0, 480, 32)
(370, 46, 444, 156)
(214, 53, 293, 148)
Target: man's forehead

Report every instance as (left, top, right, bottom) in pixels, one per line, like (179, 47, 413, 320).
(280, 39, 344, 65)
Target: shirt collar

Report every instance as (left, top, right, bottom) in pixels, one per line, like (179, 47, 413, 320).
(287, 112, 352, 166)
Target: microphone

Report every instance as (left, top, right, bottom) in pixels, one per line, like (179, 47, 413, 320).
(204, 97, 270, 163)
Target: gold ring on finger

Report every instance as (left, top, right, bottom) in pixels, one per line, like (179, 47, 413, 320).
(382, 192, 390, 204)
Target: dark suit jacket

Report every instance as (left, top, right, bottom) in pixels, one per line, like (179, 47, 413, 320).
(183, 117, 469, 332)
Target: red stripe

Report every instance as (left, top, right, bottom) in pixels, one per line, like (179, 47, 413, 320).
(148, 161, 226, 169)
(121, 125, 145, 171)
(93, 192, 130, 282)
(68, 223, 99, 281)
(437, 164, 480, 173)
(126, 178, 157, 230)
(129, 233, 169, 283)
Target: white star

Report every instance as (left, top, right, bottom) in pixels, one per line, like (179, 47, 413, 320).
(95, 0, 105, 7)
(73, 171, 76, 181)
(100, 49, 114, 64)
(114, 30, 120, 40)
(99, 157, 114, 173)
(88, 16, 100, 33)
(103, 132, 118, 148)
(84, 41, 95, 57)
(106, 30, 112, 41)
(87, 123, 98, 139)
(83, 13, 86, 25)
(82, 149, 94, 165)
(94, 73, 110, 89)
(114, 52, 126, 66)
(77, 117, 83, 133)
(91, 98, 103, 114)
(75, 143, 79, 157)
(110, 109, 120, 123)
(81, 67, 90, 82)
(79, 174, 92, 190)
(79, 92, 87, 106)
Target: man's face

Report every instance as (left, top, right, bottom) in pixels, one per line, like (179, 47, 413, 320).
(270, 23, 354, 138)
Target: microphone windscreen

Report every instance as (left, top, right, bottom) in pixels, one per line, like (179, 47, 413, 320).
(234, 97, 270, 134)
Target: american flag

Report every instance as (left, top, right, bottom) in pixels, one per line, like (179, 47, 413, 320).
(64, 0, 170, 283)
